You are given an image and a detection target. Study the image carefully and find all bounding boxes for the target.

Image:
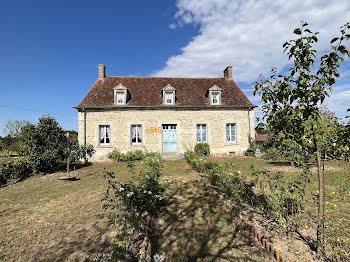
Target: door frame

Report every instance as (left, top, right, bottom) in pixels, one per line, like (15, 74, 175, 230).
(161, 124, 178, 153)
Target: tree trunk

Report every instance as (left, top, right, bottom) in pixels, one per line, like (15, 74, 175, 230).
(66, 158, 70, 175)
(316, 148, 325, 255)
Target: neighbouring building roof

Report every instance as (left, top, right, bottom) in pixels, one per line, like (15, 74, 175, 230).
(255, 133, 270, 142)
(74, 67, 256, 109)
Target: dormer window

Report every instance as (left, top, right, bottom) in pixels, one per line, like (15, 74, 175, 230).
(114, 84, 127, 105)
(209, 85, 222, 105)
(165, 91, 174, 104)
(116, 92, 125, 104)
(163, 84, 176, 105)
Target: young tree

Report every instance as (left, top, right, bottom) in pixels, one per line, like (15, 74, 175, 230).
(254, 22, 350, 254)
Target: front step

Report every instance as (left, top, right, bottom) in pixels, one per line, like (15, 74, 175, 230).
(160, 153, 183, 160)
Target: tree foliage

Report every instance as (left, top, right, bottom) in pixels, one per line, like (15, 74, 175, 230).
(19, 116, 68, 173)
(254, 21, 350, 255)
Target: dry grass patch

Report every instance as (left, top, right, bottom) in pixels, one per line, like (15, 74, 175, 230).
(152, 181, 271, 261)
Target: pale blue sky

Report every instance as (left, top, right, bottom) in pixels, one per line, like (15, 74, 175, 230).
(1, 0, 349, 136)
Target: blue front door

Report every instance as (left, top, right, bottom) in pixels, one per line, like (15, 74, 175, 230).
(162, 124, 177, 153)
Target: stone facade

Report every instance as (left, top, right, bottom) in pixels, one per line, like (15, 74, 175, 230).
(78, 108, 254, 161)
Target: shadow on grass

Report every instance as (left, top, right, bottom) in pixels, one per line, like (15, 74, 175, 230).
(150, 181, 269, 262)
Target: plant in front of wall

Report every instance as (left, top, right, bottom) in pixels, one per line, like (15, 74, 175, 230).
(194, 142, 210, 156)
(102, 154, 169, 260)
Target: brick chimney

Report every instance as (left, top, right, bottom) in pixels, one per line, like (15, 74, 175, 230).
(98, 64, 105, 80)
(223, 66, 233, 80)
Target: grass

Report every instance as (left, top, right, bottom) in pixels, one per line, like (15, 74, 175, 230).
(0, 159, 271, 262)
(232, 157, 350, 228)
(6, 156, 347, 261)
(152, 181, 270, 261)
(231, 157, 350, 260)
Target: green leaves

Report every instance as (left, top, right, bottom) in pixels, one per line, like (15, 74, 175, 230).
(294, 28, 302, 35)
(254, 21, 350, 165)
(330, 37, 339, 44)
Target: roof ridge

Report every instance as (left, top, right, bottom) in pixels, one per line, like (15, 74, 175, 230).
(106, 76, 227, 79)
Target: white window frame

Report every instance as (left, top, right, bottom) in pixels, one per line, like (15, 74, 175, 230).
(116, 91, 126, 105)
(164, 91, 174, 105)
(209, 85, 222, 105)
(99, 125, 111, 145)
(211, 91, 220, 105)
(162, 84, 176, 105)
(114, 84, 127, 105)
(226, 123, 237, 142)
(130, 124, 142, 145)
(196, 124, 207, 143)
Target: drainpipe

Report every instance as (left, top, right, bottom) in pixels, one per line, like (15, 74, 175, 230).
(248, 107, 252, 138)
(83, 108, 87, 163)
(83, 108, 87, 146)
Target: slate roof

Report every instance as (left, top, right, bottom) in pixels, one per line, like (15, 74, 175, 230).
(75, 76, 256, 109)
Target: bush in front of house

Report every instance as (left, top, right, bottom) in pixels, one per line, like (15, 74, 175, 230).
(244, 136, 257, 156)
(184, 149, 255, 202)
(102, 154, 169, 260)
(108, 148, 160, 162)
(194, 142, 210, 156)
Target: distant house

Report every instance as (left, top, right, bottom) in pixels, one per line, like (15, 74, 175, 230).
(255, 133, 270, 146)
(65, 131, 78, 140)
(74, 64, 256, 161)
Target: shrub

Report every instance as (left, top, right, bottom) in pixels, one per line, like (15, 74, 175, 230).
(103, 154, 169, 259)
(194, 143, 210, 156)
(0, 162, 12, 187)
(108, 148, 124, 161)
(0, 158, 33, 187)
(185, 149, 258, 207)
(108, 149, 159, 162)
(11, 158, 33, 181)
(244, 136, 257, 156)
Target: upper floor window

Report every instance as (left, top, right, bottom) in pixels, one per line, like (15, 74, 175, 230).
(196, 124, 207, 143)
(226, 123, 236, 142)
(114, 84, 127, 105)
(99, 125, 110, 145)
(116, 91, 125, 104)
(131, 124, 142, 144)
(163, 84, 176, 105)
(209, 85, 222, 105)
(165, 91, 174, 104)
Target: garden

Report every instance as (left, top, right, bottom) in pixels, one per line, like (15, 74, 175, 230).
(1, 22, 350, 262)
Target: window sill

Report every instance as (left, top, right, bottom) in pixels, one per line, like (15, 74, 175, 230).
(130, 144, 143, 147)
(97, 145, 113, 148)
(224, 142, 239, 146)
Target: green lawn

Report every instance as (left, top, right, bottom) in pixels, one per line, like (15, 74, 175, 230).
(0, 160, 271, 262)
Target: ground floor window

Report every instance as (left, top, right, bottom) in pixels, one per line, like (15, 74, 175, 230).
(99, 125, 110, 145)
(131, 124, 142, 144)
(226, 123, 236, 142)
(196, 124, 207, 143)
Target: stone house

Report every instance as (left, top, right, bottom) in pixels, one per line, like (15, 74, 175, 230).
(74, 64, 256, 161)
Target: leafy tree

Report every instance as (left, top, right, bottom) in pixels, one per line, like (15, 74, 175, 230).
(254, 22, 350, 254)
(20, 116, 69, 173)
